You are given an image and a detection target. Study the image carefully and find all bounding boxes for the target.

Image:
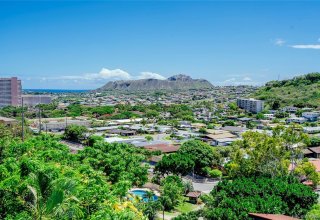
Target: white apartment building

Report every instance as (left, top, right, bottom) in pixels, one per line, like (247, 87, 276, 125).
(302, 112, 319, 122)
(236, 98, 264, 113)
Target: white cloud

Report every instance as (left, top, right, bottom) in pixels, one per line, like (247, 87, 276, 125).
(243, 77, 252, 81)
(274, 38, 286, 46)
(224, 78, 236, 82)
(138, 72, 166, 80)
(98, 68, 131, 80)
(291, 44, 320, 49)
(46, 68, 166, 82)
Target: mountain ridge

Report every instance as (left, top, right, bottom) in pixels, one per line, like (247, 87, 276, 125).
(95, 74, 214, 92)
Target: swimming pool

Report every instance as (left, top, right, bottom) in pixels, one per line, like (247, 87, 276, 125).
(130, 189, 158, 202)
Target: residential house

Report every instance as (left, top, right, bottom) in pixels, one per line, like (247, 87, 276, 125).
(286, 117, 307, 124)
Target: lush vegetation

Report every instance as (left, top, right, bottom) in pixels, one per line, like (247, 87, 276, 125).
(254, 72, 320, 108)
(155, 140, 221, 177)
(0, 130, 151, 219)
(201, 176, 318, 219)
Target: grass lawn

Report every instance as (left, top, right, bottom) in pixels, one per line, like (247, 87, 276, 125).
(175, 202, 198, 213)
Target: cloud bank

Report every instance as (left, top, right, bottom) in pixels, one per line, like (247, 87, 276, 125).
(291, 44, 320, 49)
(53, 68, 167, 81)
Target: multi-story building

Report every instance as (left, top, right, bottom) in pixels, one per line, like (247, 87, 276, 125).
(302, 112, 319, 122)
(0, 77, 22, 107)
(236, 98, 264, 113)
(22, 95, 52, 106)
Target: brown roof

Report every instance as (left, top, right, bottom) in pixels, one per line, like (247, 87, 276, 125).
(302, 148, 313, 155)
(309, 147, 320, 154)
(186, 191, 202, 198)
(249, 213, 300, 220)
(144, 144, 180, 153)
(205, 133, 237, 140)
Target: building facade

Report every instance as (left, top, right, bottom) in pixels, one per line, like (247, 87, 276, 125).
(22, 95, 52, 106)
(236, 98, 264, 113)
(0, 77, 22, 107)
(302, 112, 319, 122)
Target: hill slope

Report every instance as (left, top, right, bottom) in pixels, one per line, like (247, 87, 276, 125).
(254, 73, 320, 108)
(95, 74, 214, 92)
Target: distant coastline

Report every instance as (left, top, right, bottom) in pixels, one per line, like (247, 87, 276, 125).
(23, 89, 89, 94)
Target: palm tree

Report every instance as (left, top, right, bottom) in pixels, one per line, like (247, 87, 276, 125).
(143, 190, 155, 202)
(26, 172, 83, 219)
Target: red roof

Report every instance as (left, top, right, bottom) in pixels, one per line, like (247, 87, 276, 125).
(144, 144, 180, 153)
(249, 213, 300, 220)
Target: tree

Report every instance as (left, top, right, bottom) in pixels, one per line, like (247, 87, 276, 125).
(145, 135, 153, 142)
(26, 174, 83, 219)
(228, 102, 238, 111)
(198, 127, 207, 134)
(87, 135, 104, 147)
(294, 161, 320, 187)
(178, 140, 220, 176)
(155, 153, 195, 176)
(256, 112, 265, 120)
(306, 204, 320, 220)
(227, 126, 307, 178)
(0, 134, 146, 219)
(201, 176, 318, 219)
(208, 169, 222, 178)
(222, 120, 235, 127)
(63, 124, 88, 142)
(160, 175, 184, 211)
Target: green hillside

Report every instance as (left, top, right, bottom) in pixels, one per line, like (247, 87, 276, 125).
(254, 73, 320, 109)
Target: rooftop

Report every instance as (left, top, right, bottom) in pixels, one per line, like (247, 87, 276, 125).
(248, 213, 300, 220)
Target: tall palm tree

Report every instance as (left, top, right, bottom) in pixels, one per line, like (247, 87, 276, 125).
(26, 172, 83, 219)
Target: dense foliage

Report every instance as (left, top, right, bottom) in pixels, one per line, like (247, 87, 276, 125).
(63, 124, 88, 142)
(201, 176, 318, 219)
(0, 134, 149, 219)
(255, 72, 320, 108)
(226, 126, 307, 178)
(177, 140, 220, 176)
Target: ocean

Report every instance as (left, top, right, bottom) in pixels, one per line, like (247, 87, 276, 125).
(23, 89, 90, 94)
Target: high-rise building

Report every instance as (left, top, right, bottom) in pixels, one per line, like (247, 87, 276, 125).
(236, 98, 264, 113)
(0, 77, 22, 107)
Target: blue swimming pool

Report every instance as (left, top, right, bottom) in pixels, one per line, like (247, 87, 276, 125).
(130, 190, 158, 202)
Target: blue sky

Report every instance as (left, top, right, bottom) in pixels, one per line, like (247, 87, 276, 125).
(1, 1, 320, 89)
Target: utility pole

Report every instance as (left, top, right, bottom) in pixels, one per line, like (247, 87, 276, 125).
(38, 105, 41, 134)
(21, 97, 24, 142)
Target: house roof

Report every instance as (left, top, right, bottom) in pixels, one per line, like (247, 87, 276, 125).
(205, 133, 237, 140)
(0, 116, 17, 122)
(302, 148, 313, 155)
(186, 191, 202, 198)
(221, 126, 247, 132)
(248, 213, 300, 220)
(144, 144, 180, 153)
(309, 147, 320, 154)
